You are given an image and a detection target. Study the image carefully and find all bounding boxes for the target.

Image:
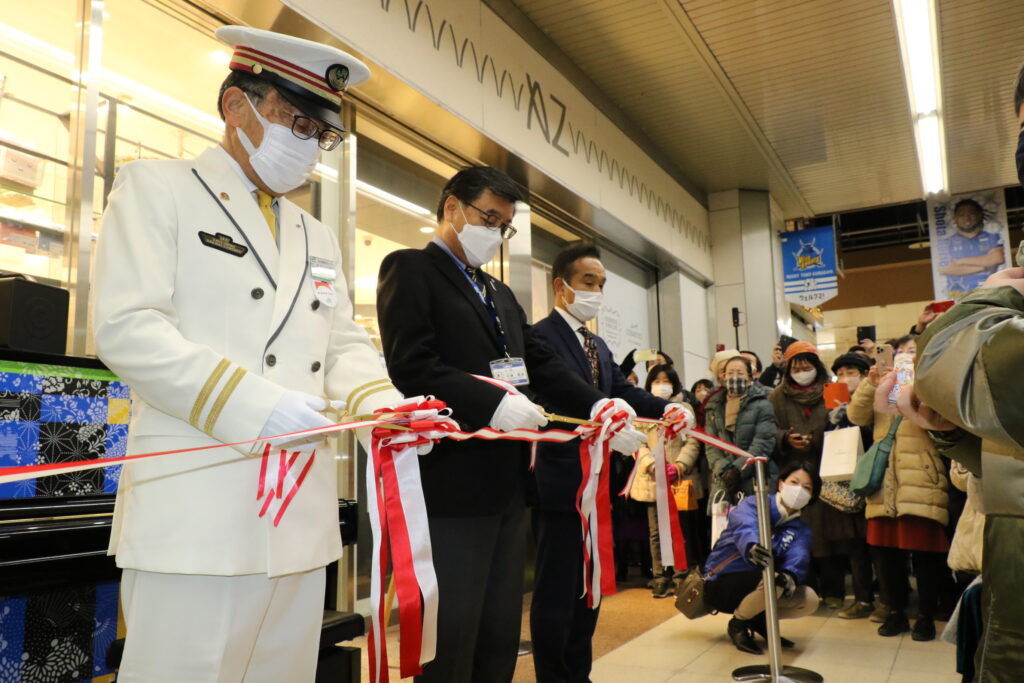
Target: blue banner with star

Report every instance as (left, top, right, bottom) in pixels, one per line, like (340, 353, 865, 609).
(780, 225, 839, 307)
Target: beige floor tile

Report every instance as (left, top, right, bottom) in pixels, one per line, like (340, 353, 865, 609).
(893, 644, 959, 674)
(887, 668, 962, 683)
(682, 640, 766, 674)
(597, 636, 713, 669)
(590, 662, 674, 683)
(665, 671, 743, 683)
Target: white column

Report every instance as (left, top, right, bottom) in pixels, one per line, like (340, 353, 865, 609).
(709, 190, 787, 364)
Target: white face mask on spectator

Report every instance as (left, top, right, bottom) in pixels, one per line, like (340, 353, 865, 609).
(651, 383, 673, 399)
(791, 369, 817, 386)
(780, 483, 811, 511)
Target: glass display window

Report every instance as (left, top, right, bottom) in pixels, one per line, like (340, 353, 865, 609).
(0, 4, 81, 286)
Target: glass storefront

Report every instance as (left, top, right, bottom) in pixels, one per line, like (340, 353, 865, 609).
(0, 0, 662, 619)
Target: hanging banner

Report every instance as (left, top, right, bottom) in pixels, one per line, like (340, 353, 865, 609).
(927, 190, 1010, 301)
(780, 225, 839, 307)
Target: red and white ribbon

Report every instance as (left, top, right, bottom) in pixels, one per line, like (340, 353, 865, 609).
(365, 397, 452, 683)
(650, 435, 687, 572)
(0, 382, 766, 683)
(576, 401, 631, 607)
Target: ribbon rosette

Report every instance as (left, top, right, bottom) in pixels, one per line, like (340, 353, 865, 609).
(576, 400, 633, 607)
(366, 397, 454, 683)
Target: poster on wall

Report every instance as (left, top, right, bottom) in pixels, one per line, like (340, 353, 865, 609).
(927, 190, 1011, 301)
(597, 270, 651, 383)
(780, 225, 839, 307)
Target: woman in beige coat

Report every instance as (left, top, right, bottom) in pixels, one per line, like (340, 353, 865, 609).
(631, 365, 701, 598)
(847, 362, 950, 641)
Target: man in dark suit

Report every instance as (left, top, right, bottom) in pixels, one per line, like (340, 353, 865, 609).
(529, 243, 690, 683)
(376, 167, 646, 683)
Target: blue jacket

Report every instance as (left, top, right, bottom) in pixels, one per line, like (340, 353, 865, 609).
(530, 309, 668, 511)
(704, 495, 812, 582)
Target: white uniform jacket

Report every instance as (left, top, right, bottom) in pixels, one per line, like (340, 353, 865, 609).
(93, 146, 401, 577)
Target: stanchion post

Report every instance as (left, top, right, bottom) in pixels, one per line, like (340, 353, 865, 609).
(732, 458, 823, 683)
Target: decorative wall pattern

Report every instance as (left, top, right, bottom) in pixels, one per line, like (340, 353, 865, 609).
(0, 361, 128, 500)
(0, 582, 119, 682)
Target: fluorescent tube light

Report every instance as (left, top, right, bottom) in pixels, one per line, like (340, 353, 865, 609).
(892, 0, 947, 196)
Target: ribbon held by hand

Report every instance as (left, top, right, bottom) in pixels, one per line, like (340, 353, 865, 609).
(365, 397, 454, 683)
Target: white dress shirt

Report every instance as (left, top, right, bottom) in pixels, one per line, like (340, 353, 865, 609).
(555, 305, 589, 350)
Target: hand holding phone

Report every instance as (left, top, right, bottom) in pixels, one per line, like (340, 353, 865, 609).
(873, 343, 894, 372)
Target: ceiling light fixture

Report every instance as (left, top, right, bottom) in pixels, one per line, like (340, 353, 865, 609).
(419, 226, 435, 234)
(892, 0, 947, 196)
(355, 180, 433, 219)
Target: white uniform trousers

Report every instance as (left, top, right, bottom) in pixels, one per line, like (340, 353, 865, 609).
(118, 567, 326, 682)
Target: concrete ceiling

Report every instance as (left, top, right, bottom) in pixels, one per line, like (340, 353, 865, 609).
(509, 0, 1024, 219)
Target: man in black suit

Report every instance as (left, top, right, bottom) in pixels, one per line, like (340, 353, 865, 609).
(529, 243, 691, 683)
(376, 167, 646, 683)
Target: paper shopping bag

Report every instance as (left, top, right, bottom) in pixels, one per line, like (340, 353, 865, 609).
(710, 491, 737, 546)
(672, 479, 698, 511)
(820, 426, 864, 481)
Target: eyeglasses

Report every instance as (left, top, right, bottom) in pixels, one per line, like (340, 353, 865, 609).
(461, 200, 517, 239)
(290, 115, 343, 151)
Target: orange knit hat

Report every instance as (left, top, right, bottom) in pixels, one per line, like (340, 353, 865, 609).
(784, 341, 818, 362)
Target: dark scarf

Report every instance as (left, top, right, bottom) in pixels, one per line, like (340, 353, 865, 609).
(781, 381, 824, 418)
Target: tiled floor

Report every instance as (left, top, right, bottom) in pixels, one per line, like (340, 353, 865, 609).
(356, 592, 963, 681)
(589, 607, 962, 683)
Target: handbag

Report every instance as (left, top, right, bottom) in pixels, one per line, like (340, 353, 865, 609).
(674, 550, 740, 619)
(850, 416, 902, 497)
(820, 480, 865, 514)
(820, 426, 864, 481)
(672, 479, 698, 511)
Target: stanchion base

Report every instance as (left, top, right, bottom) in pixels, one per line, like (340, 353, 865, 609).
(731, 664, 823, 682)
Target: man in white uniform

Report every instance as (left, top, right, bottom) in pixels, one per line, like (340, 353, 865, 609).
(92, 26, 405, 681)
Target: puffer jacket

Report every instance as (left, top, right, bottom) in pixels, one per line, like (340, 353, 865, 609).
(705, 382, 778, 502)
(846, 378, 949, 525)
(947, 462, 983, 573)
(704, 494, 812, 583)
(631, 420, 700, 503)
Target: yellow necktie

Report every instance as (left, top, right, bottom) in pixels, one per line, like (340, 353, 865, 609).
(255, 190, 277, 242)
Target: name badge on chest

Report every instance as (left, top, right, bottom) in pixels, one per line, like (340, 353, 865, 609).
(490, 357, 530, 386)
(312, 279, 337, 308)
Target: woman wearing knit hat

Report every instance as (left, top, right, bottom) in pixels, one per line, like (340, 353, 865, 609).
(768, 343, 834, 605)
(817, 353, 878, 619)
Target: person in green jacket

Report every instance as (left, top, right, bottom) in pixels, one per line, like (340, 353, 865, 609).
(907, 60, 1024, 683)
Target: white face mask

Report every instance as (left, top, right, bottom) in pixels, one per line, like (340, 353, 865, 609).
(457, 204, 502, 268)
(651, 383, 673, 399)
(236, 95, 321, 194)
(780, 483, 812, 511)
(791, 369, 817, 387)
(563, 283, 603, 322)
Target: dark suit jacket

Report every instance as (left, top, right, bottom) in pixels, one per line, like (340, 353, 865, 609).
(376, 242, 605, 516)
(531, 309, 668, 512)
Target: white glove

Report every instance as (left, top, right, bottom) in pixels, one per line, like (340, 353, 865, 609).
(490, 393, 548, 432)
(591, 398, 645, 454)
(259, 390, 334, 453)
(663, 402, 694, 427)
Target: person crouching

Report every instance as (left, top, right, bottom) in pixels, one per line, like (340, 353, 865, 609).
(703, 461, 821, 654)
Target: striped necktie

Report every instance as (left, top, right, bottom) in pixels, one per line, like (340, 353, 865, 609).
(578, 326, 600, 386)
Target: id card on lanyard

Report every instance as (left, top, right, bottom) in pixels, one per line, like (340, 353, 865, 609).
(461, 265, 531, 387)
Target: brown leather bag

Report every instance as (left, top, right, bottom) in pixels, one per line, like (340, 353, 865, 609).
(674, 551, 740, 619)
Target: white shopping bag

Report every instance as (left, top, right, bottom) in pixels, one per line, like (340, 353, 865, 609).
(710, 490, 740, 546)
(820, 426, 865, 481)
